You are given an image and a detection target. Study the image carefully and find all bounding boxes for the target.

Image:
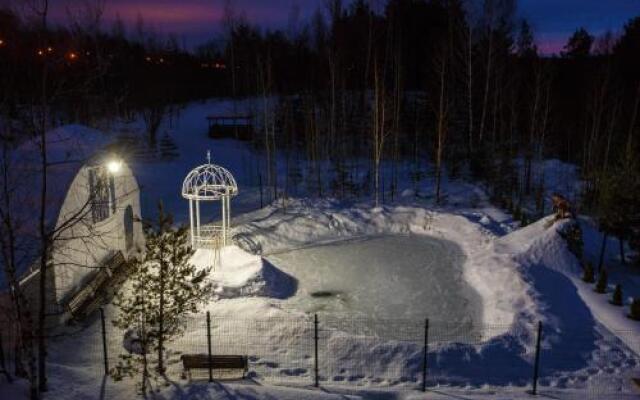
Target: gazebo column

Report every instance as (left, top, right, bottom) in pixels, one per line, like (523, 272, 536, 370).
(226, 194, 231, 241)
(195, 199, 201, 247)
(221, 196, 227, 247)
(189, 199, 195, 247)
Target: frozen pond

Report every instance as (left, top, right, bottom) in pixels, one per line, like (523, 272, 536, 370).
(267, 235, 483, 334)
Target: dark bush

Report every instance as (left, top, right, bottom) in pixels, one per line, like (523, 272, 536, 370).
(629, 298, 640, 321)
(611, 284, 623, 306)
(594, 269, 608, 293)
(582, 262, 595, 283)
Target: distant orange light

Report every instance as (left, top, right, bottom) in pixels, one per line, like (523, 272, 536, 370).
(37, 49, 44, 56)
(68, 52, 78, 60)
(47, 46, 53, 53)
(0, 39, 5, 46)
(145, 56, 151, 62)
(159, 58, 164, 63)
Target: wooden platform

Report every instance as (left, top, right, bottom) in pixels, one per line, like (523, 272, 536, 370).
(206, 115, 253, 141)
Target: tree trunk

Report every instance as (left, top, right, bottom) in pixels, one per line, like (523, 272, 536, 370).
(157, 257, 165, 373)
(38, 3, 51, 392)
(467, 23, 474, 157)
(0, 145, 34, 382)
(598, 232, 608, 273)
(435, 50, 447, 205)
(478, 23, 493, 143)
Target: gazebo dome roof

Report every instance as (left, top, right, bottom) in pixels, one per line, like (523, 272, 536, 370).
(181, 162, 238, 200)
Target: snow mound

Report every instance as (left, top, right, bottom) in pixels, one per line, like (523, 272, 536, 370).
(232, 200, 537, 338)
(498, 216, 582, 275)
(400, 188, 415, 197)
(190, 246, 297, 299)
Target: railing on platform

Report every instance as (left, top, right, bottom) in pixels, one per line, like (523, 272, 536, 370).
(192, 224, 227, 249)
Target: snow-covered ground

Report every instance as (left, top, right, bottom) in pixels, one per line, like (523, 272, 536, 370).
(2, 99, 640, 399)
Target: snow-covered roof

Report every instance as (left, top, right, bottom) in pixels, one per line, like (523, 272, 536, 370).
(181, 162, 238, 201)
(0, 124, 117, 287)
(13, 124, 114, 225)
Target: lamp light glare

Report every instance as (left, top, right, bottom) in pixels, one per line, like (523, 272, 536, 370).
(107, 160, 122, 174)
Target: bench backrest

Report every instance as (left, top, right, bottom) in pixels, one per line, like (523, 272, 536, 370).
(181, 354, 247, 369)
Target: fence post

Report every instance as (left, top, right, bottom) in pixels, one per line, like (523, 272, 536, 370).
(259, 173, 263, 208)
(532, 321, 542, 395)
(0, 330, 11, 382)
(422, 318, 429, 392)
(207, 311, 213, 382)
(314, 313, 319, 388)
(99, 307, 109, 376)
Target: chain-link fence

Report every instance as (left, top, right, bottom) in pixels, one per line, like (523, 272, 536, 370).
(1, 313, 639, 399)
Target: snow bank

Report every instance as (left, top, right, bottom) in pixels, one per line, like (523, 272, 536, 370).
(498, 216, 640, 359)
(232, 199, 535, 337)
(191, 246, 296, 300)
(498, 217, 582, 276)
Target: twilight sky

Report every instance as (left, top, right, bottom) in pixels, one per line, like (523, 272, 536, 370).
(47, 0, 640, 54)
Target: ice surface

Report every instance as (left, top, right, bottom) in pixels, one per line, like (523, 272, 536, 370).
(268, 235, 482, 330)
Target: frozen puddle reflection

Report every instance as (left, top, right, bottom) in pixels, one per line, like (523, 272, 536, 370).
(267, 234, 483, 337)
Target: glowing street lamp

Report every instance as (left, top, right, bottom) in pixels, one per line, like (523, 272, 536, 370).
(107, 159, 122, 174)
(0, 39, 5, 47)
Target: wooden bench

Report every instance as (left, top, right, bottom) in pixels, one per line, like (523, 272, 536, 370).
(65, 251, 125, 320)
(180, 354, 248, 380)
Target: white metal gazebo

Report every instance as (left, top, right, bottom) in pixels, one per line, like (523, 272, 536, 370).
(182, 152, 238, 249)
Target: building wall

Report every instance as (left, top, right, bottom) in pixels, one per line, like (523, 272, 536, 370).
(51, 161, 144, 305)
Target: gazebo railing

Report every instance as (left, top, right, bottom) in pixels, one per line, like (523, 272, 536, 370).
(192, 224, 227, 249)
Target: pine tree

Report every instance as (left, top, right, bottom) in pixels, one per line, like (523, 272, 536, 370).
(561, 28, 594, 59)
(111, 203, 212, 392)
(520, 212, 529, 227)
(513, 205, 521, 223)
(582, 262, 595, 283)
(595, 159, 640, 271)
(594, 269, 608, 293)
(611, 284, 623, 306)
(110, 260, 155, 393)
(564, 222, 584, 260)
(506, 197, 513, 214)
(630, 298, 640, 321)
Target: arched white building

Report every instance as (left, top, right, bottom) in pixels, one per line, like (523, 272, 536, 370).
(182, 154, 238, 249)
(3, 125, 144, 323)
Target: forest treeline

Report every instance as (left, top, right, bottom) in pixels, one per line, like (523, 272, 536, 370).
(211, 0, 640, 262)
(1, 0, 639, 257)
